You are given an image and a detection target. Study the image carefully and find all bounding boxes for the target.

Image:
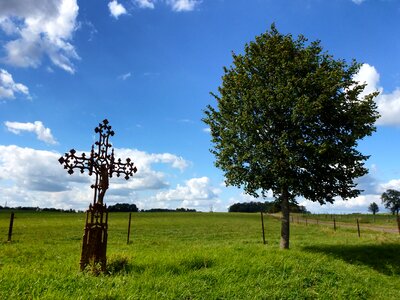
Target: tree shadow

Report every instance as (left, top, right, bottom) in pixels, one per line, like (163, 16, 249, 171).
(303, 243, 400, 276)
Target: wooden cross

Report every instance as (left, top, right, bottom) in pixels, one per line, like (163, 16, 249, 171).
(59, 119, 137, 205)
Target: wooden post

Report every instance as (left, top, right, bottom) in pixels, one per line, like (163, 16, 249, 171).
(333, 217, 336, 231)
(305, 217, 308, 226)
(316, 218, 319, 225)
(8, 212, 14, 242)
(397, 215, 400, 235)
(260, 211, 266, 245)
(127, 212, 132, 244)
(357, 218, 361, 237)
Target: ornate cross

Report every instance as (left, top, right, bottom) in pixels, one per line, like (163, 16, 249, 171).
(58, 119, 137, 272)
(59, 119, 137, 205)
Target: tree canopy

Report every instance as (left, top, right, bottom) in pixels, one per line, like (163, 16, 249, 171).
(368, 202, 379, 215)
(203, 25, 379, 248)
(228, 201, 309, 214)
(381, 189, 400, 216)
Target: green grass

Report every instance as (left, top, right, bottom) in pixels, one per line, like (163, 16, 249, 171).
(1, 210, 400, 299)
(297, 213, 399, 226)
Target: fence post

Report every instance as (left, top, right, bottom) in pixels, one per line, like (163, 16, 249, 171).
(127, 212, 132, 244)
(260, 211, 266, 245)
(356, 218, 360, 237)
(397, 215, 400, 235)
(305, 217, 308, 226)
(8, 212, 14, 242)
(333, 217, 336, 231)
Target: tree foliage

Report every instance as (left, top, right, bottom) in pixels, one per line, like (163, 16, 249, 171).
(381, 189, 400, 216)
(368, 202, 379, 215)
(228, 201, 309, 214)
(108, 203, 138, 212)
(203, 25, 379, 248)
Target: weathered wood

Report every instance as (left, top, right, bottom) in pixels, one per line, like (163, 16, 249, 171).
(260, 211, 266, 245)
(7, 212, 14, 242)
(397, 216, 400, 235)
(127, 212, 132, 244)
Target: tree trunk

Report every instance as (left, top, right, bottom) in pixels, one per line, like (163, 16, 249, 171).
(280, 188, 290, 249)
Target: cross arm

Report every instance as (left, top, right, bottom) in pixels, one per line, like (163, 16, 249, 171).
(111, 158, 137, 180)
(59, 149, 94, 175)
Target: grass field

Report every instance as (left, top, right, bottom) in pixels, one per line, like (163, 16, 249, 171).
(1, 210, 400, 299)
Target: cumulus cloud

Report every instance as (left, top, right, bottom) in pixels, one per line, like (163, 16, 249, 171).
(0, 69, 29, 99)
(352, 0, 365, 4)
(5, 121, 57, 145)
(154, 177, 220, 210)
(135, 0, 156, 9)
(353, 63, 400, 126)
(108, 1, 127, 19)
(0, 145, 191, 210)
(167, 0, 200, 12)
(0, 0, 79, 73)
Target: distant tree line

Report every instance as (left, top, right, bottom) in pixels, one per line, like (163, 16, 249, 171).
(107, 203, 139, 212)
(229, 201, 309, 214)
(0, 206, 77, 213)
(140, 208, 197, 213)
(0, 204, 197, 213)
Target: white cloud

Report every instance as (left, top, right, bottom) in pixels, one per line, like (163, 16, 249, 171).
(0, 0, 79, 73)
(352, 0, 365, 4)
(0, 145, 191, 210)
(167, 0, 200, 12)
(202, 127, 211, 133)
(0, 69, 29, 99)
(118, 72, 131, 80)
(353, 63, 400, 126)
(135, 0, 156, 9)
(5, 121, 57, 145)
(154, 177, 220, 209)
(108, 1, 127, 19)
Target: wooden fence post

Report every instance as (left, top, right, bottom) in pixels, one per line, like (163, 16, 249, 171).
(305, 217, 308, 226)
(333, 217, 336, 231)
(356, 218, 360, 238)
(260, 211, 266, 245)
(397, 215, 400, 235)
(127, 212, 132, 244)
(8, 212, 14, 242)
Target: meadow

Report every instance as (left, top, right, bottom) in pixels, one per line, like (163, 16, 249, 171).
(1, 210, 399, 299)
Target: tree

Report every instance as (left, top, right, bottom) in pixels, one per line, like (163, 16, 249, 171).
(368, 202, 379, 215)
(203, 25, 379, 249)
(381, 189, 400, 216)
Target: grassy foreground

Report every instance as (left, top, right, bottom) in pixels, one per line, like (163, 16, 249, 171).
(1, 211, 399, 299)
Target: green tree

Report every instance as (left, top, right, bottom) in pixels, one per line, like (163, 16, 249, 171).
(381, 189, 400, 216)
(368, 202, 379, 215)
(203, 25, 379, 249)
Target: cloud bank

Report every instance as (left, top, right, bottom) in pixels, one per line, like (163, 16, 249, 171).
(0, 145, 195, 210)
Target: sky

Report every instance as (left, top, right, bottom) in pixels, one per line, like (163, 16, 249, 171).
(1, 0, 400, 213)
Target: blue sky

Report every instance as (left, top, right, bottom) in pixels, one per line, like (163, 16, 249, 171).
(1, 0, 400, 213)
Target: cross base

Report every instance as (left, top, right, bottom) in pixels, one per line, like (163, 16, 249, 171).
(80, 203, 108, 272)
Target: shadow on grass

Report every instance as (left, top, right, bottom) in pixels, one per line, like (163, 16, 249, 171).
(303, 243, 400, 276)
